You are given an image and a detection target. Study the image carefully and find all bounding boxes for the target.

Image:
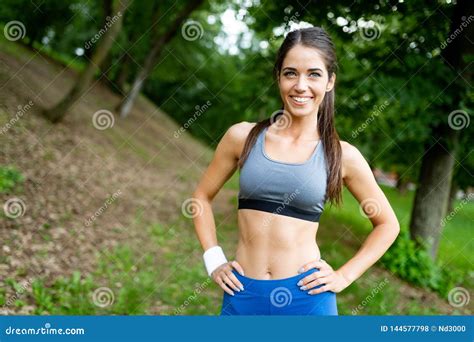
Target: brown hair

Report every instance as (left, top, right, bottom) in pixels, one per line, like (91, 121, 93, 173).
(237, 26, 343, 207)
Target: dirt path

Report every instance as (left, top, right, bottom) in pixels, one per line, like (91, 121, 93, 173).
(0, 42, 467, 315)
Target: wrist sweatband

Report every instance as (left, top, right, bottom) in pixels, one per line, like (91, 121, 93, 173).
(203, 246, 228, 277)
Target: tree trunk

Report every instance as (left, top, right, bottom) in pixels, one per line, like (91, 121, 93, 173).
(446, 181, 458, 213)
(409, 0, 471, 259)
(409, 127, 459, 258)
(396, 177, 409, 195)
(118, 0, 204, 118)
(115, 53, 131, 93)
(44, 0, 131, 123)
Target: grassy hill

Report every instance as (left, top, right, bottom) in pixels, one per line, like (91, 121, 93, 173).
(0, 37, 471, 315)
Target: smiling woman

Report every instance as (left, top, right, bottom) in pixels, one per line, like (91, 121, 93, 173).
(192, 26, 400, 316)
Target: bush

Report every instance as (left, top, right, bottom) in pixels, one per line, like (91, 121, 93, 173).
(0, 165, 24, 193)
(381, 230, 464, 298)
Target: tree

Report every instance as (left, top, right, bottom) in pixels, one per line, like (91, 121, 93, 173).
(43, 0, 131, 123)
(409, 0, 473, 258)
(117, 0, 205, 118)
(246, 0, 472, 260)
(0, 0, 76, 49)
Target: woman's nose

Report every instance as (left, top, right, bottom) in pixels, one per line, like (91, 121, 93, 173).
(294, 76, 308, 92)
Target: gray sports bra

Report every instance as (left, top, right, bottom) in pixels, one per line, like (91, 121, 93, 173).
(238, 126, 328, 222)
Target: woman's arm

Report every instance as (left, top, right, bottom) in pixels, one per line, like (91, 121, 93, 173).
(192, 122, 248, 251)
(336, 141, 400, 283)
(298, 141, 400, 295)
(192, 122, 252, 295)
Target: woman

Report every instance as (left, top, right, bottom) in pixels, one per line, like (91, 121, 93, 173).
(192, 26, 400, 315)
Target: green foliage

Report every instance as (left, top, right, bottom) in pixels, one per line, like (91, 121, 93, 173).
(381, 230, 464, 297)
(0, 0, 78, 47)
(0, 165, 24, 193)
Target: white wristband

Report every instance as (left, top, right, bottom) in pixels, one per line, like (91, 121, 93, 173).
(203, 246, 228, 277)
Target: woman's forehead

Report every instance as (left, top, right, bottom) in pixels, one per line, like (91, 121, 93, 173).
(282, 44, 326, 70)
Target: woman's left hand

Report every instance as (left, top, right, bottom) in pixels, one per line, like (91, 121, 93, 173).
(296, 259, 352, 295)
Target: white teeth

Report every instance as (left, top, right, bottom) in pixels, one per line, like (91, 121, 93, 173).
(292, 96, 311, 103)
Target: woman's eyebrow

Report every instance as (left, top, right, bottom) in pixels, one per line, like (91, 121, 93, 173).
(282, 67, 323, 72)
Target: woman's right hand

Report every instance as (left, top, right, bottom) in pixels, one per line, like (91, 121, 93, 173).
(211, 260, 245, 296)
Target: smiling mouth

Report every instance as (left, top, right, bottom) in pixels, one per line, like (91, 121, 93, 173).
(289, 95, 313, 104)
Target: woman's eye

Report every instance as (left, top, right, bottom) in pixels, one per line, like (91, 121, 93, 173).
(283, 71, 296, 77)
(310, 72, 321, 77)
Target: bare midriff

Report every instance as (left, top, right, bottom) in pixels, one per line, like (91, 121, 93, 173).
(235, 209, 321, 280)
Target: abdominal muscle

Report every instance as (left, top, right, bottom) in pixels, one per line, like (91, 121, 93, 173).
(235, 209, 321, 280)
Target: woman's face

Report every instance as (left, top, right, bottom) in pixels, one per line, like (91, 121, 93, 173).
(278, 44, 335, 118)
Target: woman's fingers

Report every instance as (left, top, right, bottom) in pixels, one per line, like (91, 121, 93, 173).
(226, 272, 244, 291)
(298, 259, 331, 273)
(305, 275, 332, 290)
(222, 274, 241, 293)
(211, 261, 246, 296)
(231, 260, 245, 276)
(217, 277, 235, 296)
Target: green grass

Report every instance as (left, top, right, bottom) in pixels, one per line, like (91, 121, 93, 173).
(0, 165, 24, 193)
(9, 183, 469, 315)
(325, 185, 473, 274)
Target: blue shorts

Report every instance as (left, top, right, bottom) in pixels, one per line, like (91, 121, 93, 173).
(220, 268, 338, 315)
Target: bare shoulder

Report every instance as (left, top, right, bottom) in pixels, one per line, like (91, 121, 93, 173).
(223, 121, 257, 159)
(340, 140, 369, 181)
(226, 121, 257, 141)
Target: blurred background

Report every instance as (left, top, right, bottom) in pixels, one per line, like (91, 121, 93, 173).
(0, 0, 472, 315)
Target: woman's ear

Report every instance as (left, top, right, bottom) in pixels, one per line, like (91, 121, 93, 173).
(326, 73, 336, 92)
